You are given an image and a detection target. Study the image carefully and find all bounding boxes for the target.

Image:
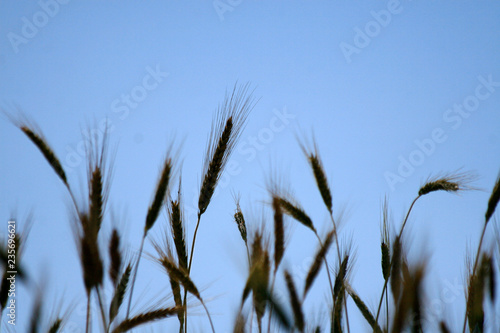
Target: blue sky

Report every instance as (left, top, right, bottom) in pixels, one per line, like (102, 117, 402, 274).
(1, 1, 500, 332)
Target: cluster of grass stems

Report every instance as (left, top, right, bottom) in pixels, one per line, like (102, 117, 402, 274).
(3, 86, 500, 332)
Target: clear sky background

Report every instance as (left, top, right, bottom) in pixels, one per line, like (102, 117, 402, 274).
(1, 1, 500, 332)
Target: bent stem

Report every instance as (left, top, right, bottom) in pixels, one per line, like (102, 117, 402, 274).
(375, 196, 420, 323)
(183, 213, 202, 333)
(461, 222, 488, 333)
(201, 301, 216, 333)
(125, 234, 146, 319)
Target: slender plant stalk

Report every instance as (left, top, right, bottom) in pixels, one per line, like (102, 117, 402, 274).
(375, 195, 419, 323)
(97, 287, 108, 330)
(183, 213, 202, 333)
(126, 234, 146, 318)
(86, 292, 91, 333)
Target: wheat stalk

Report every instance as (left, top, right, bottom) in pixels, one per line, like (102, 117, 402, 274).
(186, 83, 255, 332)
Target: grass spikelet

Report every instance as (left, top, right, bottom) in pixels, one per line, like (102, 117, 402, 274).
(487, 255, 495, 302)
(109, 264, 132, 324)
(84, 123, 111, 236)
(47, 318, 62, 333)
(332, 282, 344, 333)
(109, 228, 122, 286)
(418, 172, 474, 196)
(198, 83, 255, 216)
(20, 125, 68, 186)
(169, 197, 188, 271)
(381, 197, 391, 281)
(277, 196, 315, 232)
(347, 286, 382, 333)
(160, 256, 200, 300)
(242, 230, 271, 330)
(300, 137, 333, 213)
(272, 196, 284, 272)
(304, 230, 335, 297)
(466, 253, 489, 332)
(111, 306, 181, 333)
(284, 270, 304, 332)
(157, 251, 216, 332)
(145, 154, 172, 233)
(390, 236, 402, 304)
(390, 264, 424, 333)
(381, 243, 390, 281)
(234, 201, 248, 244)
(333, 255, 349, 301)
(485, 171, 500, 223)
(169, 277, 184, 330)
(78, 213, 104, 292)
(253, 250, 271, 329)
(89, 167, 104, 231)
(151, 237, 185, 329)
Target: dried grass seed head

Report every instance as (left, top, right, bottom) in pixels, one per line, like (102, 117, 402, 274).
(168, 198, 188, 271)
(198, 83, 256, 215)
(232, 193, 248, 243)
(304, 229, 335, 297)
(109, 228, 122, 286)
(6, 110, 69, 186)
(145, 146, 175, 233)
(272, 195, 285, 272)
(84, 123, 113, 233)
(109, 263, 132, 323)
(485, 171, 500, 223)
(298, 134, 333, 213)
(418, 172, 475, 196)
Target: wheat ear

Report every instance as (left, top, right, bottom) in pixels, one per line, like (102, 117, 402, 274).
(347, 286, 382, 333)
(109, 228, 122, 286)
(284, 270, 304, 332)
(109, 264, 132, 325)
(112, 307, 181, 333)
